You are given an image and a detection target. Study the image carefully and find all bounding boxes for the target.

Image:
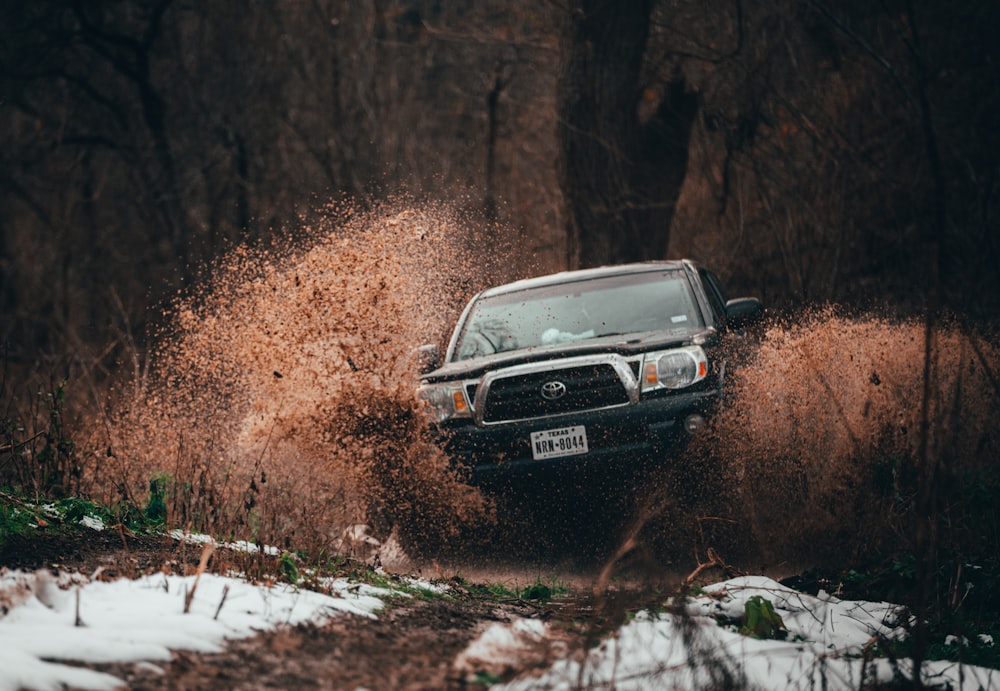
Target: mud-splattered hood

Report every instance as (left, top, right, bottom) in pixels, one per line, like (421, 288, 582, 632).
(421, 326, 716, 383)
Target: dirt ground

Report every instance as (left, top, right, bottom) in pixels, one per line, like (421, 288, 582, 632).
(104, 594, 541, 690)
(1, 527, 601, 690)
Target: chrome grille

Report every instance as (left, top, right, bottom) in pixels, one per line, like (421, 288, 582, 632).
(479, 363, 629, 424)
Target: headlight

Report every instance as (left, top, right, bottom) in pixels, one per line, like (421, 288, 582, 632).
(416, 382, 472, 422)
(641, 346, 708, 391)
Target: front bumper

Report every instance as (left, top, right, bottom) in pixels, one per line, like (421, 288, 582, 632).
(438, 389, 718, 482)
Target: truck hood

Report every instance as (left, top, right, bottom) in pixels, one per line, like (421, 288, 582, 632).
(421, 328, 716, 383)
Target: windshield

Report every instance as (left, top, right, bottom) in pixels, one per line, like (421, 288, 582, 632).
(453, 270, 704, 361)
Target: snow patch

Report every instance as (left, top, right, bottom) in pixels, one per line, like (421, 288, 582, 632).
(0, 570, 392, 691)
(478, 577, 999, 691)
(455, 618, 551, 681)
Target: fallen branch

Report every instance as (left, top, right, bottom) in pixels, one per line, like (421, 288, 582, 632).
(683, 548, 742, 588)
(0, 432, 46, 455)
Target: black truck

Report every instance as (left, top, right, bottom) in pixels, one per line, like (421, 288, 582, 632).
(417, 260, 763, 482)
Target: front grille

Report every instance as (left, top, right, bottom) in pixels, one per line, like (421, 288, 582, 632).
(480, 363, 629, 423)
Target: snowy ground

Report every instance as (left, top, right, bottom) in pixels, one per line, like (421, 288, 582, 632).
(0, 567, 399, 691)
(458, 576, 999, 690)
(3, 566, 997, 691)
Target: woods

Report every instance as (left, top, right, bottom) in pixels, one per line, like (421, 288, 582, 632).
(1, 0, 998, 380)
(1, 6, 999, 679)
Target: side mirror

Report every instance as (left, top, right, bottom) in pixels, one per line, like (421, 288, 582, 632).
(725, 297, 764, 329)
(415, 344, 442, 375)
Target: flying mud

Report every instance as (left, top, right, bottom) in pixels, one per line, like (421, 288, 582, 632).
(85, 201, 519, 559)
(82, 205, 999, 581)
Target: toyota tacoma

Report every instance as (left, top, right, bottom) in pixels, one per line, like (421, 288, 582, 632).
(416, 260, 762, 483)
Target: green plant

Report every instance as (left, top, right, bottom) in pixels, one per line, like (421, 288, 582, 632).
(453, 575, 570, 604)
(926, 630, 999, 669)
(57, 496, 103, 524)
(511, 577, 571, 603)
(740, 596, 787, 640)
(473, 671, 502, 685)
(144, 474, 168, 523)
(363, 571, 446, 601)
(278, 551, 300, 584)
(519, 580, 554, 601)
(484, 582, 517, 599)
(0, 491, 38, 539)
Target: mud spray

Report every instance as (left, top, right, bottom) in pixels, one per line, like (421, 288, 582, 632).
(85, 201, 522, 557)
(675, 307, 1000, 575)
(82, 205, 999, 573)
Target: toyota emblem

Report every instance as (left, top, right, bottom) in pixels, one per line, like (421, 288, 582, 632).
(540, 380, 567, 400)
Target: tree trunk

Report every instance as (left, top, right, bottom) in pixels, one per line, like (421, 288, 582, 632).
(557, 0, 698, 269)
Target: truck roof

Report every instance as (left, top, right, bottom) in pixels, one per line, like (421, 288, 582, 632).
(478, 260, 697, 298)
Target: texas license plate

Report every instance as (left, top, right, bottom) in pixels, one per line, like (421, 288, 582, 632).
(530, 425, 589, 460)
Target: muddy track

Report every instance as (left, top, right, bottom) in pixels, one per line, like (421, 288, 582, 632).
(1, 529, 607, 690)
(93, 594, 544, 690)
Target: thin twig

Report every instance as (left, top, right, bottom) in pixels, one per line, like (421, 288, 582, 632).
(183, 542, 215, 614)
(213, 584, 230, 620)
(117, 523, 129, 552)
(683, 548, 742, 587)
(75, 588, 84, 627)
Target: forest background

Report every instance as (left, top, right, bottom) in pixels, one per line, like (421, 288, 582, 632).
(2, 0, 998, 388)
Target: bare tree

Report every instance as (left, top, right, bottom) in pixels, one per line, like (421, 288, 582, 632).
(1, 0, 995, 390)
(664, 0, 999, 313)
(557, 0, 698, 268)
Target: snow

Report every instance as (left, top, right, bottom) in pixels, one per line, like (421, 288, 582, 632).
(459, 576, 999, 690)
(454, 618, 551, 675)
(169, 528, 282, 556)
(0, 567, 395, 691)
(1, 565, 997, 691)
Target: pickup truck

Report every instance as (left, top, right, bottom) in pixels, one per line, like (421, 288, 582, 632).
(416, 260, 763, 483)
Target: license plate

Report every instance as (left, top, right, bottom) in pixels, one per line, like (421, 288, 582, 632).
(530, 425, 589, 460)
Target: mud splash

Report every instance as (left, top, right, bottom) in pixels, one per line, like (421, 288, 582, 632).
(680, 307, 1000, 572)
(87, 201, 521, 555)
(83, 216, 998, 575)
